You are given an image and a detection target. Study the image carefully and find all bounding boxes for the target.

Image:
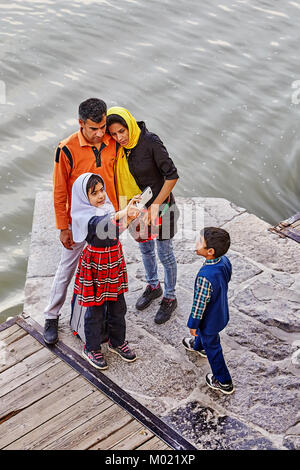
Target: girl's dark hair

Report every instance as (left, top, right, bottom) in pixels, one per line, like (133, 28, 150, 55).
(79, 98, 107, 123)
(201, 227, 230, 258)
(106, 114, 128, 132)
(86, 174, 104, 196)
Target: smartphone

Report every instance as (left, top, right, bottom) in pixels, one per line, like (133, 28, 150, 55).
(135, 186, 153, 210)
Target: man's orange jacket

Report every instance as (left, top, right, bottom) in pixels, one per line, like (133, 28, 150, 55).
(53, 130, 118, 230)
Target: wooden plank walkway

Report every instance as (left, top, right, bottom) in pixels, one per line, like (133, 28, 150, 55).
(0, 315, 196, 451)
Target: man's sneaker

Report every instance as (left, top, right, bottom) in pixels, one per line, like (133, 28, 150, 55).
(135, 283, 163, 310)
(108, 340, 137, 362)
(82, 345, 108, 370)
(182, 337, 207, 358)
(205, 373, 235, 395)
(43, 318, 59, 345)
(154, 297, 177, 324)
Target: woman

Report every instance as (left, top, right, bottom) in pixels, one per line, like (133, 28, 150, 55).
(107, 107, 179, 325)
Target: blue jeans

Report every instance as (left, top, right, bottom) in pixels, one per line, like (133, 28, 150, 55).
(138, 238, 177, 299)
(194, 331, 232, 384)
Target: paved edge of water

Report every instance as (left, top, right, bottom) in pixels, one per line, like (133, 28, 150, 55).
(23, 192, 300, 450)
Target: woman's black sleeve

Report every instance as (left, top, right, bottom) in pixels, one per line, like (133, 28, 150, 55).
(151, 134, 179, 180)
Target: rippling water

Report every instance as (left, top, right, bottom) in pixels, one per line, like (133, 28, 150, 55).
(0, 0, 299, 321)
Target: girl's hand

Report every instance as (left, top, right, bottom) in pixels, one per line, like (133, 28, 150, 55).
(127, 196, 141, 220)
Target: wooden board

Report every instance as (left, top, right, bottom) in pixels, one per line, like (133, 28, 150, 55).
(5, 393, 113, 450)
(269, 212, 300, 243)
(0, 347, 60, 397)
(89, 420, 153, 450)
(0, 317, 193, 451)
(137, 435, 171, 450)
(0, 329, 43, 373)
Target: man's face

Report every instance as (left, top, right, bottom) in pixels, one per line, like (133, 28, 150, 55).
(79, 114, 106, 144)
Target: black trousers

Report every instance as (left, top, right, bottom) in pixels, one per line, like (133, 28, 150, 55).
(84, 294, 127, 352)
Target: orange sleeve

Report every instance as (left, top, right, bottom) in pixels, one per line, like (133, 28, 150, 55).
(53, 147, 71, 230)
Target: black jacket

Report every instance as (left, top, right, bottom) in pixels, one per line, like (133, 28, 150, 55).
(125, 121, 180, 239)
(126, 121, 179, 206)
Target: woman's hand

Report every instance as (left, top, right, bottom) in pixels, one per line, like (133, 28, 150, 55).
(142, 203, 160, 226)
(126, 196, 141, 220)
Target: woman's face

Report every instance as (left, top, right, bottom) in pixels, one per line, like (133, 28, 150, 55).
(88, 182, 106, 207)
(108, 122, 129, 147)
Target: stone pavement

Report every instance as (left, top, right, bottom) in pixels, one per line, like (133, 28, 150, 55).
(24, 192, 300, 450)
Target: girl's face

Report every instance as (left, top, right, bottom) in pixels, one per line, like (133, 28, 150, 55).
(88, 182, 106, 207)
(108, 122, 129, 147)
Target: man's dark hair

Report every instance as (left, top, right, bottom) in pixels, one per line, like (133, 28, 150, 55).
(201, 227, 230, 258)
(86, 174, 105, 196)
(106, 114, 128, 131)
(79, 98, 107, 123)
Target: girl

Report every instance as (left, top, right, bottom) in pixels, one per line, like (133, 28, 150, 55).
(106, 107, 179, 325)
(71, 172, 140, 370)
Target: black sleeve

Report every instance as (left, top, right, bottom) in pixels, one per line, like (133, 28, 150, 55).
(150, 134, 179, 180)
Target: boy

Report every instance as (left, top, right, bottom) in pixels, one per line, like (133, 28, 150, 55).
(182, 227, 234, 395)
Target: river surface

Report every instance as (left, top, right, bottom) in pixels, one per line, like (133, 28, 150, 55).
(0, 0, 299, 322)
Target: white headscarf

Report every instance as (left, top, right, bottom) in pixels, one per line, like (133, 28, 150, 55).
(71, 172, 115, 243)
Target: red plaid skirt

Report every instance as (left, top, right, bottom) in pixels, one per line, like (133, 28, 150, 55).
(74, 240, 128, 307)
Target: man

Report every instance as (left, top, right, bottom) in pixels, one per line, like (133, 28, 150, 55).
(43, 98, 118, 344)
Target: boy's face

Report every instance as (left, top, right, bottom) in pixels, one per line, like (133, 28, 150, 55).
(195, 236, 215, 258)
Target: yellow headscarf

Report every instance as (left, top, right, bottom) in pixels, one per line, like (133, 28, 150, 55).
(107, 107, 141, 209)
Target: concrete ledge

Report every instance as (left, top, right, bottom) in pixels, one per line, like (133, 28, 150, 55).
(24, 192, 300, 450)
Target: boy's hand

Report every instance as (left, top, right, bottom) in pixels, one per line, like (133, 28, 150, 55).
(189, 328, 198, 337)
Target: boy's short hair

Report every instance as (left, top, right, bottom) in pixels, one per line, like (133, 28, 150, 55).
(201, 227, 230, 258)
(79, 98, 107, 123)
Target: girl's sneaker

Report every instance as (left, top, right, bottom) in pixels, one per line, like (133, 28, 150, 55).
(108, 340, 137, 362)
(205, 373, 234, 395)
(182, 337, 207, 358)
(82, 345, 108, 370)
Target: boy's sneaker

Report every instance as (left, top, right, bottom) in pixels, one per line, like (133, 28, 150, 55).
(135, 283, 163, 310)
(182, 337, 207, 358)
(154, 297, 177, 324)
(82, 345, 108, 370)
(205, 373, 235, 395)
(108, 340, 137, 362)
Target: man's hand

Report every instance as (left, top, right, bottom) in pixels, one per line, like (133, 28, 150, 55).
(60, 228, 74, 250)
(189, 329, 198, 337)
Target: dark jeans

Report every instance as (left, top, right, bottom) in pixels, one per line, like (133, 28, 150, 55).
(194, 330, 232, 384)
(84, 294, 127, 352)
